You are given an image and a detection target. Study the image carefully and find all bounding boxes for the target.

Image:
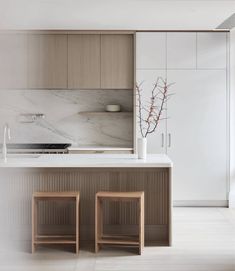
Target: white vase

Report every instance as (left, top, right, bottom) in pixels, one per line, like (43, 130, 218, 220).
(138, 137, 147, 159)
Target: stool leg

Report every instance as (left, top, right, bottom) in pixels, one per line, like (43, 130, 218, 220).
(95, 196, 102, 253)
(95, 196, 99, 253)
(139, 195, 144, 255)
(100, 199, 103, 240)
(75, 196, 80, 254)
(32, 198, 37, 253)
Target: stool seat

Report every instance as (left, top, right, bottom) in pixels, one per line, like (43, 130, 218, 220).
(95, 191, 144, 255)
(96, 191, 144, 199)
(33, 192, 80, 198)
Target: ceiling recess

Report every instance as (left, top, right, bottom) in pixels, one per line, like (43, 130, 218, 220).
(217, 13, 235, 30)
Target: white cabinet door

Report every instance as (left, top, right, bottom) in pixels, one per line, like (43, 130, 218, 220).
(167, 33, 196, 69)
(136, 32, 166, 69)
(167, 70, 227, 201)
(197, 32, 227, 69)
(136, 70, 167, 154)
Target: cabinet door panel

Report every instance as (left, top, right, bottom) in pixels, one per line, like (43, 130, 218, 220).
(101, 34, 133, 89)
(197, 32, 227, 69)
(136, 32, 166, 69)
(0, 34, 27, 89)
(167, 70, 227, 201)
(68, 34, 101, 89)
(136, 70, 167, 154)
(28, 34, 67, 89)
(167, 33, 196, 69)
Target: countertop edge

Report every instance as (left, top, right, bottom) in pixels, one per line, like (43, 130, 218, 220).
(0, 154, 173, 168)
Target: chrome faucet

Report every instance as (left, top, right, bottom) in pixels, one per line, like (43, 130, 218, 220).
(2, 123, 11, 162)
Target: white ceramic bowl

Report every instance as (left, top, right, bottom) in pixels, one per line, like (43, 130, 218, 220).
(105, 104, 121, 112)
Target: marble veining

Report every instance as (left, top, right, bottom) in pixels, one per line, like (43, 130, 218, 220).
(0, 89, 133, 146)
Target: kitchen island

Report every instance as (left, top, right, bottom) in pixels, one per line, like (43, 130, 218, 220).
(0, 154, 172, 248)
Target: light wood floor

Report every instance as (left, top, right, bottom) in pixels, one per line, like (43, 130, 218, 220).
(0, 208, 235, 271)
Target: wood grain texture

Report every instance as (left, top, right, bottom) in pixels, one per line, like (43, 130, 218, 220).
(95, 191, 144, 254)
(0, 33, 28, 89)
(96, 191, 144, 198)
(28, 34, 68, 89)
(140, 192, 145, 254)
(0, 32, 134, 90)
(68, 34, 101, 89)
(101, 34, 134, 89)
(0, 168, 170, 247)
(32, 191, 80, 254)
(33, 192, 80, 198)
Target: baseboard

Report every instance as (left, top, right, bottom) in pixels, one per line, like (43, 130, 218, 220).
(229, 193, 235, 208)
(173, 200, 228, 207)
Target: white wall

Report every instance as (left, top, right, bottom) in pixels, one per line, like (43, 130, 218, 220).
(229, 29, 235, 207)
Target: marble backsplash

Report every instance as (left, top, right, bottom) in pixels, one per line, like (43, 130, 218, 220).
(0, 89, 133, 147)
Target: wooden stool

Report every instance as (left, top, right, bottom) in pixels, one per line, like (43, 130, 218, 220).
(32, 192, 80, 254)
(95, 191, 144, 255)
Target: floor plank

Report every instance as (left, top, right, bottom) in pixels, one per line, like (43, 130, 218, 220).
(1, 208, 235, 271)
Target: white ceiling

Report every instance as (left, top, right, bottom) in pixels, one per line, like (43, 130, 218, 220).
(0, 0, 235, 30)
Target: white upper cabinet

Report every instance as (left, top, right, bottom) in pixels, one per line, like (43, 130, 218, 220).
(167, 33, 196, 69)
(197, 32, 227, 69)
(136, 32, 166, 69)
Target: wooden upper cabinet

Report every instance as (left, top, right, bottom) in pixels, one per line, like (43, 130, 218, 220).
(0, 33, 28, 89)
(68, 34, 101, 89)
(0, 32, 134, 90)
(101, 34, 134, 89)
(28, 34, 67, 89)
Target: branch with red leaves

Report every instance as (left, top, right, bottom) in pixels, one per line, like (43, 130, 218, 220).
(136, 77, 174, 138)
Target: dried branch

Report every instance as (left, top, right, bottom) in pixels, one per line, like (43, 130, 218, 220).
(136, 77, 174, 138)
(136, 83, 145, 138)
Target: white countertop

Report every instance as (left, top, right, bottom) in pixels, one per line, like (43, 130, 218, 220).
(0, 154, 172, 168)
(68, 146, 133, 151)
